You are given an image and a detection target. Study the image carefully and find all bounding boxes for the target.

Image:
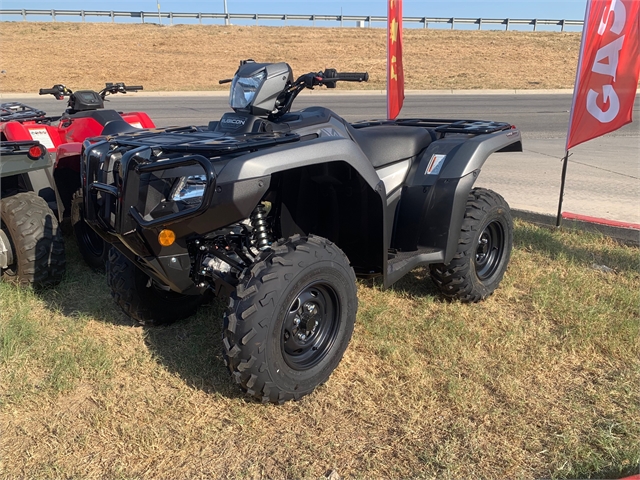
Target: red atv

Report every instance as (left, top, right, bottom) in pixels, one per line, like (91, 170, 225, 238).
(0, 83, 155, 269)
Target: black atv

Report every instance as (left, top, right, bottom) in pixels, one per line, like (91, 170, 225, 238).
(81, 60, 522, 404)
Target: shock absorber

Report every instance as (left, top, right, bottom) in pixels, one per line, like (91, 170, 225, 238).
(250, 203, 272, 249)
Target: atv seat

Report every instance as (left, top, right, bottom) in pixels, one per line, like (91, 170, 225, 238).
(347, 124, 436, 168)
(101, 120, 141, 136)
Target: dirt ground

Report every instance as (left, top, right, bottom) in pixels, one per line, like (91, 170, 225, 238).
(0, 22, 583, 93)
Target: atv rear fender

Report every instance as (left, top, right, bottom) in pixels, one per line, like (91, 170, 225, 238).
(388, 127, 522, 286)
(0, 143, 63, 219)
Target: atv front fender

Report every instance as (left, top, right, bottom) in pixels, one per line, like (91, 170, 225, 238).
(216, 136, 383, 191)
(55, 142, 82, 171)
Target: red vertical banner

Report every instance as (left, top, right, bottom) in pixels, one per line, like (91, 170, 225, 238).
(566, 0, 640, 150)
(387, 0, 404, 120)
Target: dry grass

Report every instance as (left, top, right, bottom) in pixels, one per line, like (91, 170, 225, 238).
(1, 221, 639, 479)
(0, 23, 583, 93)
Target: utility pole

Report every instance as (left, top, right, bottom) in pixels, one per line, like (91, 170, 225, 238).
(157, 2, 161, 25)
(224, 0, 229, 25)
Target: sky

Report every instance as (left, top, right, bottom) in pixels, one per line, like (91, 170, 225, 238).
(2, 1, 588, 23)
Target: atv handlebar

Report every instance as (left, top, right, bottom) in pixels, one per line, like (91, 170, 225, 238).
(100, 83, 143, 98)
(270, 67, 370, 118)
(39, 85, 70, 100)
(334, 72, 369, 82)
(38, 88, 59, 96)
(299, 69, 369, 89)
(322, 69, 369, 83)
(38, 83, 143, 100)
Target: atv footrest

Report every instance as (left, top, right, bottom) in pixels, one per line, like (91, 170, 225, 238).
(386, 246, 444, 286)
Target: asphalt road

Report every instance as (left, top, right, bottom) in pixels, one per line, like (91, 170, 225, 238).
(8, 92, 640, 223)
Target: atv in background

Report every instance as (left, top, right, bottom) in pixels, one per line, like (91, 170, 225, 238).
(81, 60, 522, 404)
(0, 83, 154, 269)
(0, 140, 65, 287)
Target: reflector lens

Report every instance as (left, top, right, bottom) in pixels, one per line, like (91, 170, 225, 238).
(158, 229, 176, 247)
(28, 145, 45, 159)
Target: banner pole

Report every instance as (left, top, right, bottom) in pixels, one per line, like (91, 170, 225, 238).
(556, 150, 570, 227)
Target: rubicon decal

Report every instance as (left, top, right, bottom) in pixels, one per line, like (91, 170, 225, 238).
(221, 117, 247, 126)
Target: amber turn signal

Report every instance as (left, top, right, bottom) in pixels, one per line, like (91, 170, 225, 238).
(158, 229, 176, 247)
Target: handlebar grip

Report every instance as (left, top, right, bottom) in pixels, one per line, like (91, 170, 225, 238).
(39, 88, 59, 95)
(126, 85, 143, 91)
(335, 72, 369, 82)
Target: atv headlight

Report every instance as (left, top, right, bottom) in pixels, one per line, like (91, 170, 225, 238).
(230, 71, 266, 109)
(170, 175, 207, 204)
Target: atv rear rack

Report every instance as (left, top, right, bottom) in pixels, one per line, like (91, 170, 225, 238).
(0, 139, 44, 154)
(0, 102, 49, 123)
(351, 118, 513, 135)
(0, 140, 52, 176)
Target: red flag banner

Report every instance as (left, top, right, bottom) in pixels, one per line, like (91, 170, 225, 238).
(566, 0, 640, 150)
(387, 0, 404, 120)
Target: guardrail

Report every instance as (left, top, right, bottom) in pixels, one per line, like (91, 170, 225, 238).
(0, 9, 584, 31)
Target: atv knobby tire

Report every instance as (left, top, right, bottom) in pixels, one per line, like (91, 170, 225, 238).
(0, 192, 65, 287)
(430, 188, 512, 303)
(106, 247, 205, 326)
(223, 234, 357, 404)
(71, 188, 109, 271)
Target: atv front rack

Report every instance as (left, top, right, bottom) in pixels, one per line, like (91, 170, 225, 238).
(110, 126, 301, 157)
(0, 102, 49, 123)
(351, 118, 513, 135)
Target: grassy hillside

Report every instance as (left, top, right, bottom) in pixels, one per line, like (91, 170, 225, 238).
(0, 22, 582, 92)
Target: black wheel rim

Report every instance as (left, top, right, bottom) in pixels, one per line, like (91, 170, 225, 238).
(282, 281, 340, 371)
(475, 220, 505, 281)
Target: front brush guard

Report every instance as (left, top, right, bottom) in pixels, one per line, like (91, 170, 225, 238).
(82, 141, 216, 236)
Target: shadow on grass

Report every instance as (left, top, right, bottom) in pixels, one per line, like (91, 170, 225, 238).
(31, 235, 245, 400)
(568, 463, 640, 479)
(139, 297, 246, 400)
